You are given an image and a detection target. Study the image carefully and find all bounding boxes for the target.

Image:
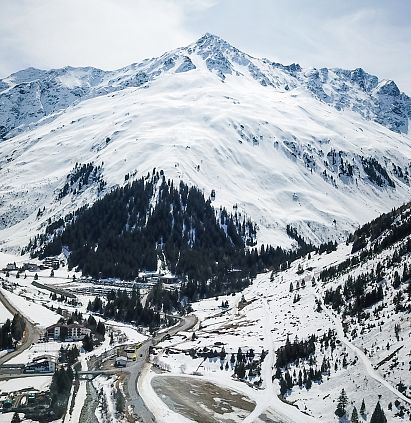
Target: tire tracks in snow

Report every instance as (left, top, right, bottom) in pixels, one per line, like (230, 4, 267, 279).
(320, 298, 411, 406)
(243, 299, 316, 423)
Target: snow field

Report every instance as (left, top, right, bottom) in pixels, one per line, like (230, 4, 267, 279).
(0, 287, 60, 328)
(0, 376, 52, 393)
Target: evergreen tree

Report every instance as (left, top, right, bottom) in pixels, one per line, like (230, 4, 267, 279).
(0, 319, 13, 350)
(82, 334, 93, 352)
(96, 321, 106, 336)
(370, 402, 387, 423)
(279, 376, 288, 395)
(115, 389, 125, 413)
(219, 347, 226, 361)
(335, 388, 348, 417)
(360, 399, 366, 416)
(11, 314, 25, 342)
(235, 362, 246, 379)
(11, 413, 21, 423)
(351, 406, 359, 423)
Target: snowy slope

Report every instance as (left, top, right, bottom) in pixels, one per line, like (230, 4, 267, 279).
(149, 241, 411, 422)
(1, 34, 411, 251)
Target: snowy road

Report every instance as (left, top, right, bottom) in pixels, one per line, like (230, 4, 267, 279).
(127, 314, 198, 422)
(0, 286, 42, 366)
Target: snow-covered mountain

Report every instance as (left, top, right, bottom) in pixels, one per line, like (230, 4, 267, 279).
(1, 33, 410, 139)
(1, 33, 411, 251)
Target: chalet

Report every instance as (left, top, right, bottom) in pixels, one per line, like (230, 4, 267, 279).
(24, 355, 56, 373)
(66, 324, 91, 340)
(45, 323, 91, 341)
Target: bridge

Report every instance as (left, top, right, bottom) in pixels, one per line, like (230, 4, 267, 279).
(77, 369, 119, 380)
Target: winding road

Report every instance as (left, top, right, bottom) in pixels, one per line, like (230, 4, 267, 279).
(0, 287, 42, 367)
(126, 314, 198, 422)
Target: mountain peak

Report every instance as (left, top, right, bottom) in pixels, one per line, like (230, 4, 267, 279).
(0, 34, 410, 139)
(195, 32, 228, 46)
(375, 79, 401, 97)
(192, 32, 240, 56)
(187, 33, 249, 80)
(8, 67, 47, 84)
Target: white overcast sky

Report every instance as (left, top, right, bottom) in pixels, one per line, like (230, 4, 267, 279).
(1, 0, 410, 93)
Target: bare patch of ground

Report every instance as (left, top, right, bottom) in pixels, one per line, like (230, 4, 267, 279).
(151, 375, 255, 422)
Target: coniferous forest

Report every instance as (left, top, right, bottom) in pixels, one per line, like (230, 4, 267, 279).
(29, 170, 336, 301)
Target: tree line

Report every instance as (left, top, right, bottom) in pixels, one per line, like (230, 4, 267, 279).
(0, 314, 25, 351)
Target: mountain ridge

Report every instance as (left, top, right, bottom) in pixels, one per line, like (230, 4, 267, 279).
(1, 33, 410, 139)
(1, 34, 411, 253)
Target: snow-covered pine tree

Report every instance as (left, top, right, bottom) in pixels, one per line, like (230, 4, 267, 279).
(335, 388, 348, 417)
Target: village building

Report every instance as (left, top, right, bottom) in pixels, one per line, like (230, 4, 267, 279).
(45, 323, 91, 341)
(4, 263, 18, 271)
(138, 270, 180, 285)
(3, 263, 19, 272)
(24, 355, 57, 373)
(42, 257, 61, 270)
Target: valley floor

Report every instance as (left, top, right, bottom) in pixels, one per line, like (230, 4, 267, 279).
(0, 242, 410, 422)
